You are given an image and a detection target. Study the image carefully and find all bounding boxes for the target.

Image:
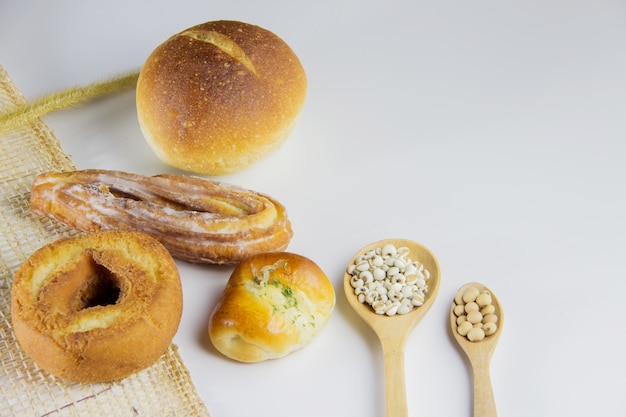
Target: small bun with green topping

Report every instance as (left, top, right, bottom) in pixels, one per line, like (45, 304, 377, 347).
(208, 252, 335, 362)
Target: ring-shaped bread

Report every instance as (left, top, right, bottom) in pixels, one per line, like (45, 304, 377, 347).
(11, 230, 182, 383)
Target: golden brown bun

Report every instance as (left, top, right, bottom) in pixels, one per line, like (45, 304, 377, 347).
(11, 231, 182, 383)
(136, 20, 307, 175)
(209, 252, 335, 362)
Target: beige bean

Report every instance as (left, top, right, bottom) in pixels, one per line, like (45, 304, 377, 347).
(483, 314, 498, 324)
(453, 304, 466, 317)
(467, 327, 486, 342)
(464, 301, 479, 313)
(480, 304, 495, 315)
(457, 321, 473, 336)
(483, 322, 498, 336)
(456, 315, 467, 326)
(466, 310, 483, 324)
(462, 287, 480, 303)
(476, 291, 492, 307)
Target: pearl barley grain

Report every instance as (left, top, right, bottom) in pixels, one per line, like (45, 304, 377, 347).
(348, 244, 430, 316)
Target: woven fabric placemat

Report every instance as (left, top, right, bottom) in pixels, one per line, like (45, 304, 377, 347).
(0, 65, 211, 417)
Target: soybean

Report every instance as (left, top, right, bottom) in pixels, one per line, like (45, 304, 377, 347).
(452, 286, 499, 342)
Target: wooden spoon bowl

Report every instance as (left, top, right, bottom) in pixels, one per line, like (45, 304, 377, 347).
(344, 238, 440, 417)
(450, 282, 504, 417)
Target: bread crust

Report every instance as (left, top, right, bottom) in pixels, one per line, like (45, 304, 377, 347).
(209, 252, 335, 362)
(10, 231, 182, 383)
(136, 20, 307, 175)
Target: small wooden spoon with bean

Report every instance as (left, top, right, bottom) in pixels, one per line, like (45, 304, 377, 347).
(450, 282, 504, 417)
(344, 238, 440, 417)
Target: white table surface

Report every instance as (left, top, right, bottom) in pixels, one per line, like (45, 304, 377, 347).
(2, 1, 626, 416)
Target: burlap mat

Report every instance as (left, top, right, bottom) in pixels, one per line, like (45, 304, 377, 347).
(0, 65, 211, 417)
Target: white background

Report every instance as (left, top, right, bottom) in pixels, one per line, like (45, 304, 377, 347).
(2, 1, 626, 416)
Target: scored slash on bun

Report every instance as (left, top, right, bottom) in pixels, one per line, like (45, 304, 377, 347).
(136, 20, 307, 175)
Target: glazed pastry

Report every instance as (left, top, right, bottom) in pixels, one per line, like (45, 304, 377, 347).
(29, 169, 293, 264)
(11, 231, 182, 383)
(209, 252, 335, 362)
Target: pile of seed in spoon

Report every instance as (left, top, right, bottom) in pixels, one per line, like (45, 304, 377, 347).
(452, 286, 498, 342)
(347, 243, 430, 316)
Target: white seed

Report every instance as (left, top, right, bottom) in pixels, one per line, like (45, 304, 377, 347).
(359, 270, 374, 283)
(411, 294, 425, 306)
(397, 304, 412, 315)
(404, 263, 417, 276)
(356, 261, 370, 272)
(350, 276, 363, 288)
(373, 268, 386, 280)
(385, 303, 399, 316)
(401, 285, 414, 298)
(456, 315, 467, 325)
(372, 300, 386, 314)
(372, 255, 384, 267)
(381, 244, 397, 257)
(387, 266, 400, 277)
(394, 259, 407, 269)
(388, 290, 402, 302)
(397, 246, 410, 256)
(357, 293, 366, 303)
(354, 286, 368, 295)
(405, 273, 418, 285)
(392, 274, 406, 285)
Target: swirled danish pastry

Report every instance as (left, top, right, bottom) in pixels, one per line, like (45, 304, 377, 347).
(30, 169, 293, 264)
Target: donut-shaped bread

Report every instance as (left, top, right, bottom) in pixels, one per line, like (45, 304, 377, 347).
(209, 252, 335, 362)
(10, 231, 183, 383)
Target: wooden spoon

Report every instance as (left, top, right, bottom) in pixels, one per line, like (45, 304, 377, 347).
(450, 282, 504, 417)
(344, 238, 441, 417)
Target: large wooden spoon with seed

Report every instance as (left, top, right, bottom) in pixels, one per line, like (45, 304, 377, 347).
(450, 282, 504, 417)
(344, 238, 441, 417)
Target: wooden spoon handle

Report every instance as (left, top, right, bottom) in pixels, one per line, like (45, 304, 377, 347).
(381, 340, 408, 417)
(471, 361, 497, 417)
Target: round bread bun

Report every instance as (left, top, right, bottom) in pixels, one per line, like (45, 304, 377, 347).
(10, 231, 183, 383)
(209, 252, 335, 362)
(136, 20, 307, 175)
